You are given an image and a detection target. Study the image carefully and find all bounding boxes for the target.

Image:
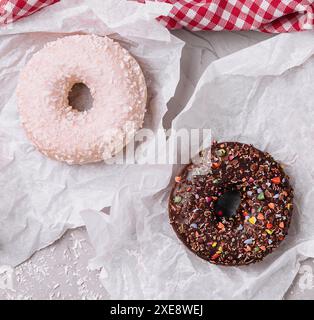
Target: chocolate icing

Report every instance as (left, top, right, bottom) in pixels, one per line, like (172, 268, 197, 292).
(169, 142, 294, 266)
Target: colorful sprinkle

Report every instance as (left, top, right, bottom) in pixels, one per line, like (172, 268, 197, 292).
(211, 253, 220, 260)
(173, 196, 182, 203)
(216, 149, 226, 157)
(175, 176, 181, 183)
(271, 177, 281, 184)
(248, 216, 256, 224)
(218, 222, 225, 230)
(212, 162, 220, 169)
(244, 238, 253, 245)
(169, 141, 293, 266)
(257, 213, 264, 220)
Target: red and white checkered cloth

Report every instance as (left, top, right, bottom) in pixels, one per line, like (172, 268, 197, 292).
(0, 0, 59, 25)
(142, 0, 314, 32)
(1, 0, 314, 32)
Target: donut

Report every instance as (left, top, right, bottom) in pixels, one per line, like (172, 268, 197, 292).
(169, 142, 294, 266)
(17, 35, 147, 164)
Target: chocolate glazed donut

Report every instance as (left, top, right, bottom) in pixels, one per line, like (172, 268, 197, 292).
(169, 142, 294, 266)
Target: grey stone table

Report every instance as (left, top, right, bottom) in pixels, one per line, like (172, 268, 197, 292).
(0, 30, 313, 300)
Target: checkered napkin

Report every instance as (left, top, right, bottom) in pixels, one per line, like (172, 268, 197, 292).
(0, 0, 313, 32)
(143, 0, 314, 32)
(0, 0, 59, 25)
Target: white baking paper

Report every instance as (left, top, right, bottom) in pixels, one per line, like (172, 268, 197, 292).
(82, 31, 314, 299)
(0, 0, 184, 266)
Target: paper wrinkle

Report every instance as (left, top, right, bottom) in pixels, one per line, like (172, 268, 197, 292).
(82, 31, 314, 299)
(0, 0, 183, 266)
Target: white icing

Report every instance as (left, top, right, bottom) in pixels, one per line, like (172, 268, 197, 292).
(17, 35, 147, 164)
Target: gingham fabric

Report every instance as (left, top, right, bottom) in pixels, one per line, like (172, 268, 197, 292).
(1, 0, 314, 32)
(143, 0, 314, 32)
(0, 0, 59, 25)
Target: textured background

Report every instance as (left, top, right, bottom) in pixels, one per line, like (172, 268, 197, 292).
(0, 29, 313, 300)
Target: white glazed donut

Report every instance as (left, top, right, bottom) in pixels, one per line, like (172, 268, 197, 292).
(17, 35, 147, 164)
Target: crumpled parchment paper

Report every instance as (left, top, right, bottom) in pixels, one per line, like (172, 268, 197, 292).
(0, 0, 184, 266)
(82, 31, 314, 299)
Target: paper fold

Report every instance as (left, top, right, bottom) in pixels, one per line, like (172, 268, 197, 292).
(0, 0, 183, 266)
(83, 31, 314, 299)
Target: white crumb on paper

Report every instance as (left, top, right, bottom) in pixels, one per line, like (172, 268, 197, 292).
(0, 0, 183, 270)
(82, 32, 314, 300)
(0, 229, 107, 300)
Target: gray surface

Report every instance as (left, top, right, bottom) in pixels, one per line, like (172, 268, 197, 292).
(0, 30, 313, 300)
(0, 227, 313, 300)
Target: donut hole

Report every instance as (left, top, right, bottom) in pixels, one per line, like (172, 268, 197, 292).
(68, 83, 93, 112)
(215, 190, 241, 219)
